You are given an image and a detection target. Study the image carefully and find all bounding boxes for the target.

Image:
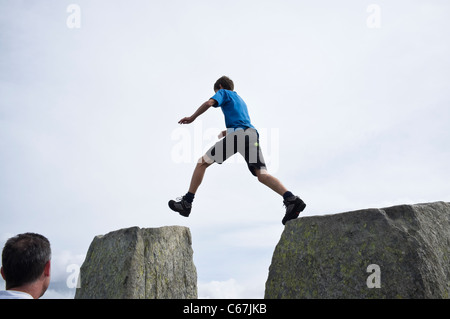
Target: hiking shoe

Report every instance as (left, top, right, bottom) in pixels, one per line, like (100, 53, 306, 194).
(282, 196, 306, 225)
(168, 197, 192, 217)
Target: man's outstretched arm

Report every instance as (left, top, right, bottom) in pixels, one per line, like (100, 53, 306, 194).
(178, 99, 216, 124)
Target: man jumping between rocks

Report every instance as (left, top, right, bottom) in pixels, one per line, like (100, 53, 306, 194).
(169, 76, 306, 225)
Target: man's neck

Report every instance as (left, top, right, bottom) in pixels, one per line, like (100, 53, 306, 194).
(8, 282, 42, 299)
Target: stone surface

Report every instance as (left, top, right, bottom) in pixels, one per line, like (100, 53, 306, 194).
(265, 202, 450, 298)
(75, 226, 197, 299)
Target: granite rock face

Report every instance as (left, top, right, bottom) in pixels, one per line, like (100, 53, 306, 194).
(265, 202, 450, 299)
(75, 226, 197, 299)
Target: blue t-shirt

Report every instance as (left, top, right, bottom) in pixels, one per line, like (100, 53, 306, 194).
(210, 89, 255, 130)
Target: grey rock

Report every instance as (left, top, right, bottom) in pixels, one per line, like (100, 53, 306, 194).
(265, 201, 450, 298)
(75, 226, 197, 299)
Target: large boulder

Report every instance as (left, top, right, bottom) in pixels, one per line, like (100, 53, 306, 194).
(265, 202, 450, 298)
(75, 226, 197, 299)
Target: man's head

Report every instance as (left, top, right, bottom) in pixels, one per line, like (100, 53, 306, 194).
(1, 233, 51, 297)
(214, 76, 234, 92)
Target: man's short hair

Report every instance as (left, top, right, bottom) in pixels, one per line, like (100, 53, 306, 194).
(1, 233, 51, 289)
(214, 76, 234, 91)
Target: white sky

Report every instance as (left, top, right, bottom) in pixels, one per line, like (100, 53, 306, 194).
(1, 0, 449, 298)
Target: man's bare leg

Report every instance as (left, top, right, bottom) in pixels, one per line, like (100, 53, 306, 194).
(168, 157, 213, 217)
(255, 169, 288, 196)
(254, 169, 306, 224)
(188, 156, 213, 194)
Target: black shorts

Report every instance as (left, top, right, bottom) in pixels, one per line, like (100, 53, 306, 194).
(203, 128, 267, 176)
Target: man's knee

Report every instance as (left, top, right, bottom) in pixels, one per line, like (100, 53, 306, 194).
(256, 169, 270, 183)
(198, 156, 213, 168)
(258, 174, 268, 184)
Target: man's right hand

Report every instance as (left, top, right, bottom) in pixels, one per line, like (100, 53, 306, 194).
(178, 116, 194, 124)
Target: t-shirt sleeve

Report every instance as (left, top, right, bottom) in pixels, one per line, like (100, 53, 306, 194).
(210, 89, 226, 107)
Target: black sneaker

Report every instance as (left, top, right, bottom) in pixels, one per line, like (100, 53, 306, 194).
(168, 197, 192, 217)
(282, 196, 306, 225)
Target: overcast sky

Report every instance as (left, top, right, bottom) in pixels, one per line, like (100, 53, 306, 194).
(1, 0, 449, 298)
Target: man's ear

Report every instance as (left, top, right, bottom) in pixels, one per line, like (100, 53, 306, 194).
(1, 266, 5, 281)
(43, 260, 51, 277)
